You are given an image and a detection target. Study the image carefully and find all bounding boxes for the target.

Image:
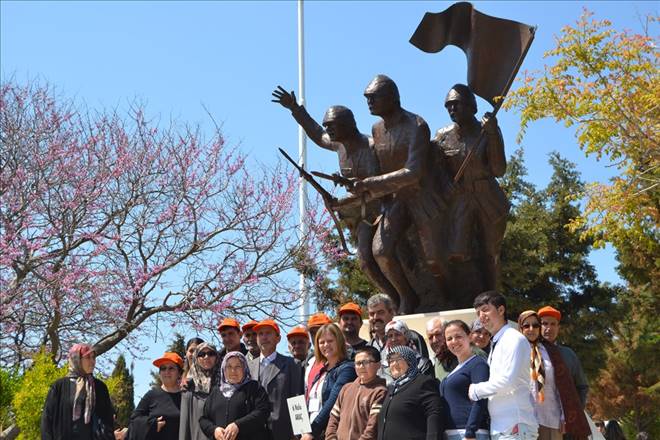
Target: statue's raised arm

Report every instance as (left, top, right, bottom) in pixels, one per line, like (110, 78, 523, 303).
(272, 85, 337, 152)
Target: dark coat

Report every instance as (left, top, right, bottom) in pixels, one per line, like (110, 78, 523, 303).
(199, 380, 271, 440)
(248, 353, 304, 440)
(377, 374, 443, 440)
(128, 387, 181, 440)
(41, 377, 114, 440)
(309, 359, 357, 436)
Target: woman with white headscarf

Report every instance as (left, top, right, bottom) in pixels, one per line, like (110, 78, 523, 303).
(179, 342, 219, 440)
(41, 343, 114, 440)
(199, 351, 271, 440)
(376, 345, 443, 440)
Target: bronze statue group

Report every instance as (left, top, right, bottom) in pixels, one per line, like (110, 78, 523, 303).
(274, 75, 509, 314)
(41, 290, 596, 440)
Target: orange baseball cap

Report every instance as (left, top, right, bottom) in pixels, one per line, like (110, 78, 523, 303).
(538, 306, 562, 321)
(254, 319, 280, 335)
(307, 312, 333, 328)
(338, 302, 362, 317)
(242, 320, 259, 332)
(287, 325, 309, 340)
(218, 317, 241, 332)
(153, 352, 184, 369)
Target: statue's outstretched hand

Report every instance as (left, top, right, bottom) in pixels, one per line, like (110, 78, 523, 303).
(272, 86, 298, 110)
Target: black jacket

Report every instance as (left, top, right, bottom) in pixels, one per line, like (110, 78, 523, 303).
(128, 387, 181, 440)
(248, 353, 304, 440)
(41, 377, 114, 440)
(377, 374, 443, 440)
(199, 380, 271, 440)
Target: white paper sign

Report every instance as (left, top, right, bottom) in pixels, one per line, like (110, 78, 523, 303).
(286, 395, 311, 435)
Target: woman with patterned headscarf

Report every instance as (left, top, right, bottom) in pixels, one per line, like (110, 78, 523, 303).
(199, 351, 270, 440)
(40, 343, 114, 440)
(376, 345, 443, 440)
(179, 342, 219, 440)
(518, 310, 590, 440)
(383, 320, 434, 383)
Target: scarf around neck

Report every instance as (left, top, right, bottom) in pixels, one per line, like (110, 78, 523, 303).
(66, 343, 95, 424)
(518, 310, 546, 402)
(190, 342, 218, 394)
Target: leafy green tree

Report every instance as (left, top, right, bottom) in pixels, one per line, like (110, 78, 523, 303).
(0, 368, 22, 431)
(12, 350, 67, 440)
(503, 12, 659, 426)
(588, 286, 660, 438)
(499, 149, 619, 379)
(107, 354, 134, 428)
(504, 11, 659, 293)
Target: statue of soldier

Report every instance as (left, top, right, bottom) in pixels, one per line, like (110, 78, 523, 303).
(433, 84, 509, 291)
(350, 74, 447, 313)
(271, 86, 402, 301)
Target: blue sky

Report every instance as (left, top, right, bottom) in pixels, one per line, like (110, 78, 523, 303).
(3, 0, 654, 403)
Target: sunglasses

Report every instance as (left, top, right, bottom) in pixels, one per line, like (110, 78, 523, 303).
(522, 323, 541, 329)
(197, 351, 217, 359)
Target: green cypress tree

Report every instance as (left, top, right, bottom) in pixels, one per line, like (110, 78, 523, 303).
(108, 354, 134, 427)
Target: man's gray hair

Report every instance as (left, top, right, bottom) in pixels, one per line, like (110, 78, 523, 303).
(426, 316, 445, 332)
(367, 293, 395, 311)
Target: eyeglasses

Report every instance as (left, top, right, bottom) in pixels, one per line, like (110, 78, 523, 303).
(387, 356, 405, 367)
(355, 360, 376, 367)
(522, 323, 541, 329)
(197, 351, 217, 358)
(159, 366, 178, 372)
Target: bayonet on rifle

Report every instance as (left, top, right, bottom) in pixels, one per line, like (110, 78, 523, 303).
(278, 148, 352, 255)
(311, 171, 356, 191)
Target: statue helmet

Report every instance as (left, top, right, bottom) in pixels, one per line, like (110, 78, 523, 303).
(445, 84, 477, 114)
(364, 74, 400, 103)
(323, 105, 357, 128)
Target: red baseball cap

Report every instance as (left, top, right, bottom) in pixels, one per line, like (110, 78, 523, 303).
(287, 325, 309, 340)
(218, 318, 241, 332)
(307, 312, 333, 328)
(538, 306, 562, 321)
(338, 302, 362, 317)
(153, 352, 184, 369)
(241, 320, 259, 332)
(254, 319, 280, 335)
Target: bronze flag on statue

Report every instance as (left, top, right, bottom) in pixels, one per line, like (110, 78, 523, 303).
(410, 2, 535, 107)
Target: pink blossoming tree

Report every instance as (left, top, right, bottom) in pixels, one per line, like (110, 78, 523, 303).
(0, 79, 326, 366)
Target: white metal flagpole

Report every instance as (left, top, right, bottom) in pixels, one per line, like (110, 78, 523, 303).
(297, 0, 309, 323)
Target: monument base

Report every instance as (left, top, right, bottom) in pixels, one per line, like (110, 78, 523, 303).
(359, 307, 477, 354)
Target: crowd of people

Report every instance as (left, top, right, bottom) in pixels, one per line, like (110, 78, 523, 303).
(41, 291, 629, 440)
